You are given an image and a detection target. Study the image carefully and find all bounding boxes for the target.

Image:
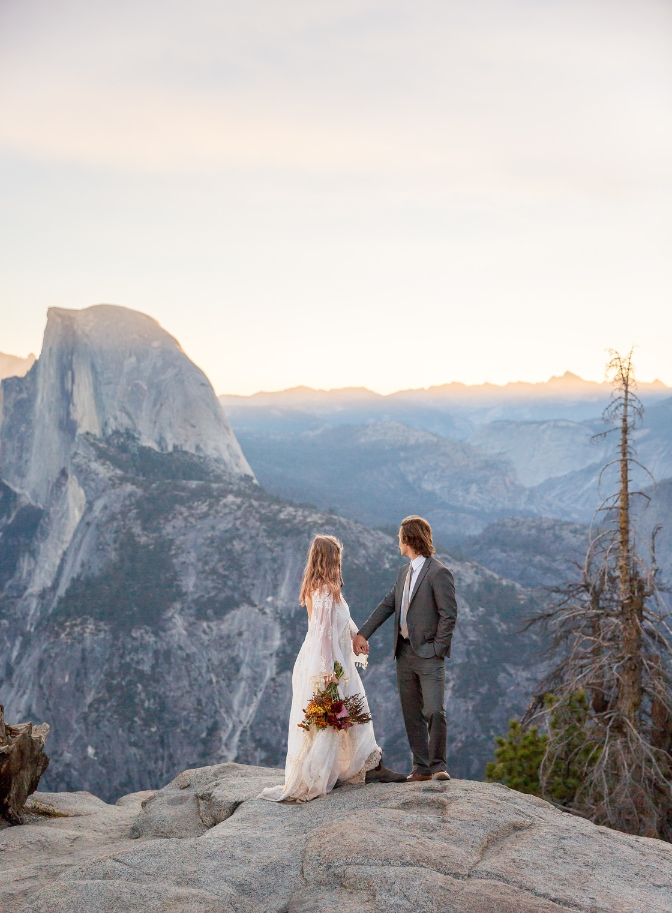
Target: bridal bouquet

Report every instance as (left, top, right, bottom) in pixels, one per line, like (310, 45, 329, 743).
(299, 661, 372, 732)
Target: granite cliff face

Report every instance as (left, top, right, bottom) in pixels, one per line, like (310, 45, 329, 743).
(0, 305, 251, 508)
(456, 517, 590, 589)
(468, 408, 672, 523)
(0, 304, 252, 637)
(0, 305, 547, 800)
(467, 419, 609, 487)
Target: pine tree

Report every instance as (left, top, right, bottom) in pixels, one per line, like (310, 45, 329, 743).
(486, 693, 594, 805)
(544, 691, 595, 805)
(486, 719, 546, 796)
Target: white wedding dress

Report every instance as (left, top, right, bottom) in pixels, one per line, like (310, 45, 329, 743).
(260, 587, 381, 802)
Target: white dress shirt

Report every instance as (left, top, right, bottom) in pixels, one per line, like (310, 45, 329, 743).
(400, 554, 426, 633)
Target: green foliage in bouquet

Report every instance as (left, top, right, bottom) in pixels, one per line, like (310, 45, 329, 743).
(299, 661, 372, 732)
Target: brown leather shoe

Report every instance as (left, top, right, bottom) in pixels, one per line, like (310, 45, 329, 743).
(432, 771, 451, 781)
(406, 771, 432, 782)
(365, 762, 407, 784)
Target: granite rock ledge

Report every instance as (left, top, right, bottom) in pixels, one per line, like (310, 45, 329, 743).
(2, 762, 671, 913)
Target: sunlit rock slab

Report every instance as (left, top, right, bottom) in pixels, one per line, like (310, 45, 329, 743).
(8, 766, 671, 913)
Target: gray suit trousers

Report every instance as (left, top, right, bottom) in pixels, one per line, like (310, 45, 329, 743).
(396, 639, 447, 775)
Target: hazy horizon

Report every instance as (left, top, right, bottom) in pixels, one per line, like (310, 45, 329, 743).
(3, 328, 671, 400)
(218, 370, 672, 399)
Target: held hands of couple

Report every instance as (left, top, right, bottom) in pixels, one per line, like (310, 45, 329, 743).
(352, 633, 369, 656)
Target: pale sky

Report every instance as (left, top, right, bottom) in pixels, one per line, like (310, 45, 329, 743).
(1, 0, 671, 395)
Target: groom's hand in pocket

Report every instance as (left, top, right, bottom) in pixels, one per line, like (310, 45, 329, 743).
(353, 634, 369, 655)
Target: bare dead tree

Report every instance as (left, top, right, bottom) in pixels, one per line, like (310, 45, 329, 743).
(524, 350, 672, 840)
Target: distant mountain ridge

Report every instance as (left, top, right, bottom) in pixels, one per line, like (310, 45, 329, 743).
(222, 371, 671, 403)
(220, 372, 672, 436)
(225, 374, 672, 580)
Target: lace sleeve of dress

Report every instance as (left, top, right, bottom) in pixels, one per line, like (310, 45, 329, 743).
(309, 587, 335, 687)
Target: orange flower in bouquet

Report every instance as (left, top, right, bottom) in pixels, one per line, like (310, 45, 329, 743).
(299, 661, 372, 732)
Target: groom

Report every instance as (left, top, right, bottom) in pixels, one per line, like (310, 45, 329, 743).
(354, 516, 458, 782)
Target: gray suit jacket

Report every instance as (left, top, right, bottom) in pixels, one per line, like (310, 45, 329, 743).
(358, 556, 458, 659)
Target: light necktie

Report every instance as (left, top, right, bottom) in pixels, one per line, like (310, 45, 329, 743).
(400, 563, 413, 639)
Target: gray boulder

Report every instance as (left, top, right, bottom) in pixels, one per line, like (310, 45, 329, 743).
(131, 761, 283, 838)
(2, 764, 670, 913)
(25, 790, 109, 818)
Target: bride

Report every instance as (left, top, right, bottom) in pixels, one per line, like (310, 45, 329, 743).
(260, 535, 381, 802)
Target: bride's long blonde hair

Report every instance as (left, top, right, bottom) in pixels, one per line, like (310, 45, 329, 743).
(299, 535, 344, 605)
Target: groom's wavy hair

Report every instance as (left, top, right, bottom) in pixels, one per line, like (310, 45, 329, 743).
(399, 516, 435, 558)
(300, 535, 344, 605)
